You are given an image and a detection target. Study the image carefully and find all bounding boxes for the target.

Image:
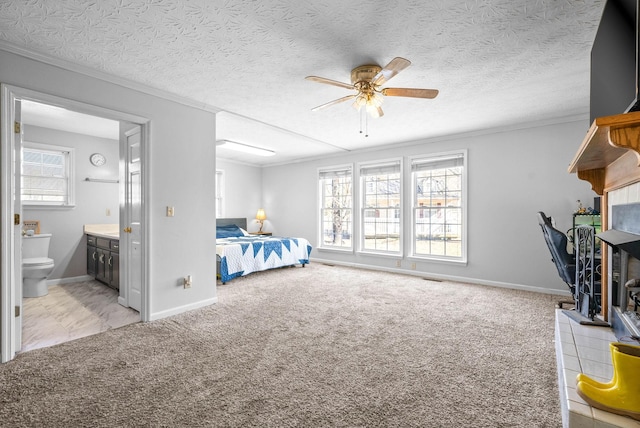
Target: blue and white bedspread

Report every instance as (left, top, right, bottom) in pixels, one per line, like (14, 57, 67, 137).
(216, 236, 312, 283)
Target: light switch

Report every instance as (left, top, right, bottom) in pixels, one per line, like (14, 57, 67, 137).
(167, 206, 174, 217)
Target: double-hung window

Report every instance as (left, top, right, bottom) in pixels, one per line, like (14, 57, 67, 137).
(411, 151, 466, 261)
(318, 165, 353, 250)
(22, 142, 75, 207)
(360, 159, 402, 254)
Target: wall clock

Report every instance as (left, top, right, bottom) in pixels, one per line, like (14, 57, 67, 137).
(90, 153, 106, 166)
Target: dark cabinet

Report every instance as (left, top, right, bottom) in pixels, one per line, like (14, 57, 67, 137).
(110, 243, 119, 290)
(87, 235, 98, 277)
(86, 235, 119, 290)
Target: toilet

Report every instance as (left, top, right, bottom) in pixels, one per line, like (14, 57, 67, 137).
(22, 233, 55, 298)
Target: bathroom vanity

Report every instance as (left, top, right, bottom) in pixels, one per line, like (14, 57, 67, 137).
(84, 225, 119, 290)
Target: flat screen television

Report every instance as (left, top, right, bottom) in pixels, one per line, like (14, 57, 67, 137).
(590, 0, 640, 123)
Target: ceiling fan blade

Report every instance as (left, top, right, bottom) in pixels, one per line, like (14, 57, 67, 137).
(305, 76, 355, 90)
(311, 94, 357, 111)
(372, 57, 411, 86)
(382, 88, 439, 99)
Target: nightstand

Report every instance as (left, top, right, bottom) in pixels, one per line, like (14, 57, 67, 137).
(250, 232, 272, 236)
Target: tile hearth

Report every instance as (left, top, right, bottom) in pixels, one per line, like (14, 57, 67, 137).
(21, 280, 140, 353)
(555, 309, 640, 428)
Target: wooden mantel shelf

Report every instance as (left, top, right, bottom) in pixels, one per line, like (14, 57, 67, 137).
(568, 111, 640, 194)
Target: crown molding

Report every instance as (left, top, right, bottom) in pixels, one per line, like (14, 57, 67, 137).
(0, 40, 221, 114)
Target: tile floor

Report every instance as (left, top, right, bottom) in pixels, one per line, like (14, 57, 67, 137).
(21, 280, 140, 353)
(555, 309, 640, 428)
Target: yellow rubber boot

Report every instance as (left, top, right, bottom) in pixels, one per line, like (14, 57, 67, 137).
(576, 343, 640, 421)
(576, 342, 619, 389)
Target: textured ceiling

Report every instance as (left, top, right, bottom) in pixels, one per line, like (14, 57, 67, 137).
(0, 0, 605, 166)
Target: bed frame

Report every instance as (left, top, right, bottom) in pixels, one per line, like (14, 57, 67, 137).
(216, 217, 247, 230)
(216, 218, 247, 283)
(215, 217, 309, 284)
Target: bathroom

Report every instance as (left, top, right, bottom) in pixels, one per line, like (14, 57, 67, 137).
(20, 100, 140, 352)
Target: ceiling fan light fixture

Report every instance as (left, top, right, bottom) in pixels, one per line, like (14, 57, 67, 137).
(216, 140, 275, 157)
(354, 94, 367, 109)
(306, 57, 438, 127)
(366, 103, 383, 118)
(369, 92, 383, 108)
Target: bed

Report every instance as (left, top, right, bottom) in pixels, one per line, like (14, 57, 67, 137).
(216, 218, 312, 284)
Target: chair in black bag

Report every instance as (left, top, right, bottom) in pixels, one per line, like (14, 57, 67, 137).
(536, 211, 608, 326)
(536, 212, 575, 305)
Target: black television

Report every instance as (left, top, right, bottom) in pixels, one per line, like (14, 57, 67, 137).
(590, 0, 640, 123)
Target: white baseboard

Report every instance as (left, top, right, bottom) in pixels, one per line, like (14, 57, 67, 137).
(46, 275, 93, 286)
(148, 297, 218, 321)
(310, 257, 572, 297)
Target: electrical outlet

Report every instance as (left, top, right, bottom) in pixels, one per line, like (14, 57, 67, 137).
(167, 206, 175, 217)
(106, 208, 111, 216)
(395, 260, 401, 268)
(411, 262, 416, 270)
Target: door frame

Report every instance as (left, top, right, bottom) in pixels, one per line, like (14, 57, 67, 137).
(0, 84, 150, 362)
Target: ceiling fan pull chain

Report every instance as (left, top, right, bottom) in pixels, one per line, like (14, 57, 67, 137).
(365, 110, 369, 137)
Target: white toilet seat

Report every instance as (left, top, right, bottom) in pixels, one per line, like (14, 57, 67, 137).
(23, 257, 54, 268)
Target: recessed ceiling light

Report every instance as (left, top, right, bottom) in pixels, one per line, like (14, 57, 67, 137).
(216, 140, 275, 157)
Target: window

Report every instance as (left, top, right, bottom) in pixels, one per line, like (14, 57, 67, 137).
(360, 160, 402, 253)
(411, 151, 465, 260)
(318, 165, 353, 250)
(215, 169, 224, 217)
(22, 143, 74, 207)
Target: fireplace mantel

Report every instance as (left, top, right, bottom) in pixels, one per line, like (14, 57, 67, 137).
(569, 111, 640, 195)
(570, 111, 640, 323)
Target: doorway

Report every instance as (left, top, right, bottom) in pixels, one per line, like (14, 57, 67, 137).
(1, 84, 149, 362)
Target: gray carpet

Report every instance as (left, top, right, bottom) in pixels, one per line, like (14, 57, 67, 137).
(0, 263, 562, 427)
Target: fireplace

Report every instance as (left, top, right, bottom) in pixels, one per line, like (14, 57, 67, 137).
(597, 203, 640, 341)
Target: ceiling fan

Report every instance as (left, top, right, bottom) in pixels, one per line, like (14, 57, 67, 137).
(305, 57, 438, 118)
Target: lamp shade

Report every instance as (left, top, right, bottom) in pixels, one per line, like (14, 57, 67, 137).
(256, 209, 267, 221)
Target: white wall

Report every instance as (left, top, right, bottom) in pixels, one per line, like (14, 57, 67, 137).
(22, 125, 119, 281)
(261, 119, 597, 295)
(216, 158, 264, 232)
(1, 49, 217, 319)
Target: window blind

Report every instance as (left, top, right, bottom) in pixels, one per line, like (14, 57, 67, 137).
(411, 154, 464, 172)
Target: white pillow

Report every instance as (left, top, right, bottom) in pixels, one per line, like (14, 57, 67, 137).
(240, 228, 250, 236)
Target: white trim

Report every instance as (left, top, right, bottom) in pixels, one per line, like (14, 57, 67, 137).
(407, 254, 468, 266)
(310, 257, 573, 296)
(141, 124, 151, 323)
(316, 246, 354, 254)
(0, 84, 151, 362)
(262, 114, 589, 169)
(18, 205, 76, 210)
(0, 85, 17, 363)
(46, 275, 93, 286)
(357, 157, 403, 255)
(317, 163, 354, 252)
(148, 297, 218, 321)
(22, 141, 76, 207)
(408, 149, 468, 264)
(215, 169, 225, 218)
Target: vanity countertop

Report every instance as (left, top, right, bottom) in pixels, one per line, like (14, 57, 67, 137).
(84, 224, 119, 239)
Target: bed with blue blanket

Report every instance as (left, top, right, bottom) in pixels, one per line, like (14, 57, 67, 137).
(216, 218, 312, 284)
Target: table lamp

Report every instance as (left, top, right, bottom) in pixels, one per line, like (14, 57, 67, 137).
(256, 209, 267, 233)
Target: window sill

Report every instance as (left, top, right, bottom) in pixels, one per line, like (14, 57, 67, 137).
(357, 250, 403, 258)
(317, 246, 354, 253)
(23, 204, 76, 210)
(408, 255, 467, 265)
